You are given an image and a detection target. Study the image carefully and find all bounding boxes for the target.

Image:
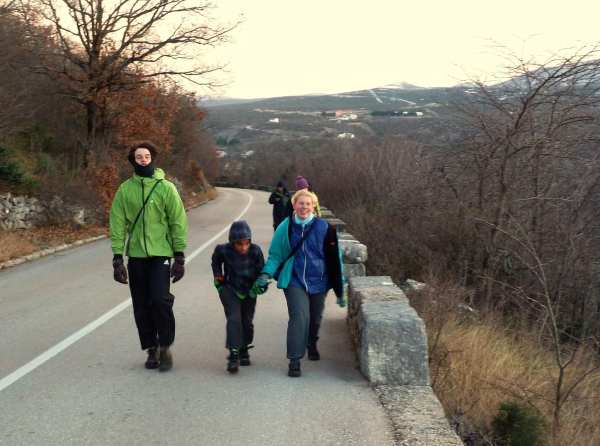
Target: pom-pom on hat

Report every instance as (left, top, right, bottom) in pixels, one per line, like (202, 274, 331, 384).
(296, 176, 309, 190)
(277, 179, 284, 187)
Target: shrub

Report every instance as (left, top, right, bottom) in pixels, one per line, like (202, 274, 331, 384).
(491, 401, 545, 446)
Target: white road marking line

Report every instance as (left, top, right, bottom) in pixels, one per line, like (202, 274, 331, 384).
(186, 191, 253, 262)
(0, 190, 253, 393)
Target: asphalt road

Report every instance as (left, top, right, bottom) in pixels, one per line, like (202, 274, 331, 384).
(0, 188, 394, 446)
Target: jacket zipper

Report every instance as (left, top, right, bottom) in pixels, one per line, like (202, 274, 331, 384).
(301, 223, 309, 293)
(142, 178, 149, 257)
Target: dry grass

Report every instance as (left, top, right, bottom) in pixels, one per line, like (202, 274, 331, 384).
(409, 282, 600, 445)
(0, 224, 109, 262)
(0, 187, 217, 263)
(184, 187, 218, 210)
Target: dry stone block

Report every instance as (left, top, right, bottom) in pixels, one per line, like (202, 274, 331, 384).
(324, 217, 345, 232)
(348, 276, 429, 386)
(343, 263, 365, 279)
(339, 239, 368, 264)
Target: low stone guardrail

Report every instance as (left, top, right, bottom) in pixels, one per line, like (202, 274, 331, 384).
(321, 206, 462, 445)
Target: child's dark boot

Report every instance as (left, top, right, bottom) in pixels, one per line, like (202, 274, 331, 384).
(239, 345, 254, 366)
(227, 349, 239, 373)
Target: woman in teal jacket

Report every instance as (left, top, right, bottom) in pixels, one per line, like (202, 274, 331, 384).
(255, 189, 345, 377)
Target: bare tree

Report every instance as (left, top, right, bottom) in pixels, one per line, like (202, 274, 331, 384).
(18, 0, 240, 145)
(436, 42, 600, 310)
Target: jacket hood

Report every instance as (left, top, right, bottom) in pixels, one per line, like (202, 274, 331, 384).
(229, 220, 252, 242)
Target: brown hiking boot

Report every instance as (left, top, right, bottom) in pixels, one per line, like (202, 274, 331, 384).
(145, 346, 159, 369)
(159, 346, 173, 372)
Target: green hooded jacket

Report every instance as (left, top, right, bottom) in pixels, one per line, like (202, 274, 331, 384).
(110, 168, 187, 258)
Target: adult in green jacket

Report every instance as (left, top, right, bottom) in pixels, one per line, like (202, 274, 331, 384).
(110, 141, 188, 372)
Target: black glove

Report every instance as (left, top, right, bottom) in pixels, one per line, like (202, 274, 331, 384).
(113, 258, 128, 284)
(171, 255, 185, 283)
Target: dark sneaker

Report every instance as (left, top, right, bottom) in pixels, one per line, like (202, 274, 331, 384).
(288, 359, 301, 377)
(240, 345, 254, 366)
(227, 350, 239, 373)
(307, 344, 320, 361)
(145, 346, 159, 369)
(158, 346, 173, 372)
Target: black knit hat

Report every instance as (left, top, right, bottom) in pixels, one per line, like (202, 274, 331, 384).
(229, 220, 252, 242)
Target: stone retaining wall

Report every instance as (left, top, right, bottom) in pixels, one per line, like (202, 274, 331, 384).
(0, 193, 104, 230)
(0, 194, 45, 229)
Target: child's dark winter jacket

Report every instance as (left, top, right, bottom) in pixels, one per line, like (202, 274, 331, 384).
(211, 221, 265, 296)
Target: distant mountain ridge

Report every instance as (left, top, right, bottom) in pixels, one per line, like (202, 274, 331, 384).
(203, 81, 432, 108)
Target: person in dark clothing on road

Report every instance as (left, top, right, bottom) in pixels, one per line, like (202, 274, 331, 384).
(110, 141, 188, 372)
(268, 179, 291, 231)
(211, 221, 266, 373)
(253, 189, 345, 378)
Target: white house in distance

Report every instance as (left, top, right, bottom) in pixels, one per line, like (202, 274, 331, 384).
(269, 118, 279, 123)
(334, 110, 357, 120)
(337, 133, 355, 139)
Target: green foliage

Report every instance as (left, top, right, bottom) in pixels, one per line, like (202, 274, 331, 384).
(24, 123, 62, 155)
(0, 144, 35, 187)
(215, 136, 240, 146)
(35, 153, 53, 174)
(491, 401, 545, 446)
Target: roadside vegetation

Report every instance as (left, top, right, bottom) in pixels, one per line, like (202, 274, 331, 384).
(0, 0, 235, 252)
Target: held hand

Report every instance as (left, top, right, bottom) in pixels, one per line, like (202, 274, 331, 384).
(250, 273, 270, 298)
(256, 273, 269, 287)
(171, 256, 185, 283)
(113, 259, 128, 284)
(214, 276, 224, 292)
(249, 286, 257, 299)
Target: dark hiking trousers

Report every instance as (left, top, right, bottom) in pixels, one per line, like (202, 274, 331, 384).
(284, 286, 327, 360)
(128, 256, 175, 350)
(273, 215, 285, 232)
(219, 286, 257, 349)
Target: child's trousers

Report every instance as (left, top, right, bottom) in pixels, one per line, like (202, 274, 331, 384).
(219, 286, 257, 349)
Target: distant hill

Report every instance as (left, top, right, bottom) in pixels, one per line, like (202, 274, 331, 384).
(202, 82, 460, 153)
(202, 82, 454, 114)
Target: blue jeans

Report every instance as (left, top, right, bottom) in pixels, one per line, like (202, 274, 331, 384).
(284, 286, 327, 360)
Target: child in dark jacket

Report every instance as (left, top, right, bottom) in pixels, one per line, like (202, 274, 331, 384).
(211, 220, 266, 373)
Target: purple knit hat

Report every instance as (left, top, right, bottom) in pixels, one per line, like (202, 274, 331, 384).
(296, 176, 309, 190)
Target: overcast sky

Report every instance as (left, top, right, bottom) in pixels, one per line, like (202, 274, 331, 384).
(208, 1, 600, 99)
